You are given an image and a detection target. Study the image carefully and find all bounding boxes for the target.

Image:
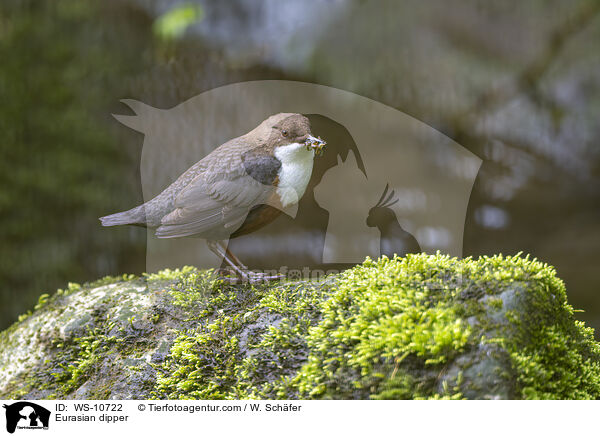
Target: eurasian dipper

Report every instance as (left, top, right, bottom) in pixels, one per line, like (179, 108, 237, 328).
(100, 113, 326, 282)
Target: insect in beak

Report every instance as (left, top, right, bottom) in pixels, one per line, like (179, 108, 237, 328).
(305, 135, 326, 155)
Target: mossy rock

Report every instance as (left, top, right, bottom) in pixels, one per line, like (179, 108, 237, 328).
(1, 253, 599, 400)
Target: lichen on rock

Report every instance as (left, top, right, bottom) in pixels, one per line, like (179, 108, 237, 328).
(1, 253, 599, 400)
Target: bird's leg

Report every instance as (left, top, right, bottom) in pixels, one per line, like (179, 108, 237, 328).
(207, 240, 283, 284)
(206, 240, 249, 280)
(218, 241, 247, 270)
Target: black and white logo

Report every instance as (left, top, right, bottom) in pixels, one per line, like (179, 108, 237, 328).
(3, 402, 50, 434)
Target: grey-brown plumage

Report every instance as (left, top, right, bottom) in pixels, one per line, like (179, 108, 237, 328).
(101, 113, 326, 281)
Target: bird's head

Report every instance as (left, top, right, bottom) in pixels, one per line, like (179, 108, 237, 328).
(366, 184, 399, 227)
(255, 113, 326, 155)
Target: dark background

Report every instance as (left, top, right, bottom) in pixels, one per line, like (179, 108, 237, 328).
(1, 0, 599, 333)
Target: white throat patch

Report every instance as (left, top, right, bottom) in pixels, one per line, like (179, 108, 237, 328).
(274, 142, 315, 207)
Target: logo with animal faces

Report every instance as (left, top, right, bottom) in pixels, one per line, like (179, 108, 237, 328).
(107, 81, 481, 277)
(3, 402, 50, 434)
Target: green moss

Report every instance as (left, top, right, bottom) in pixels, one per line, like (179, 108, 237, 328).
(50, 322, 120, 396)
(151, 253, 600, 400)
(2, 253, 600, 400)
(153, 276, 330, 399)
(144, 266, 198, 283)
(283, 255, 472, 399)
(34, 294, 51, 311)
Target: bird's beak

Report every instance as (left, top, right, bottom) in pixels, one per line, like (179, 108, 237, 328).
(305, 135, 326, 155)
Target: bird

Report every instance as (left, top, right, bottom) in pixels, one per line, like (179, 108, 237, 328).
(366, 184, 421, 258)
(100, 113, 326, 282)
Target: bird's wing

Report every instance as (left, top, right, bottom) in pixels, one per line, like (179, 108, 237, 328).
(155, 139, 276, 238)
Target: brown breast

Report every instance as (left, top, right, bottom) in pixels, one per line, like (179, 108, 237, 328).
(229, 203, 283, 239)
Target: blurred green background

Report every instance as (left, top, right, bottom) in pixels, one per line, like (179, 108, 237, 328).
(1, 0, 599, 334)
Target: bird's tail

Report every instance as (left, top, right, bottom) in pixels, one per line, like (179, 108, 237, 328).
(100, 204, 147, 227)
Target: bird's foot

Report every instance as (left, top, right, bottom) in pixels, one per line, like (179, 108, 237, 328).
(216, 268, 284, 284)
(245, 271, 285, 284)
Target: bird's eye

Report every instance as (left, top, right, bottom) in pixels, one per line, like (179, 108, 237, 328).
(282, 130, 288, 137)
